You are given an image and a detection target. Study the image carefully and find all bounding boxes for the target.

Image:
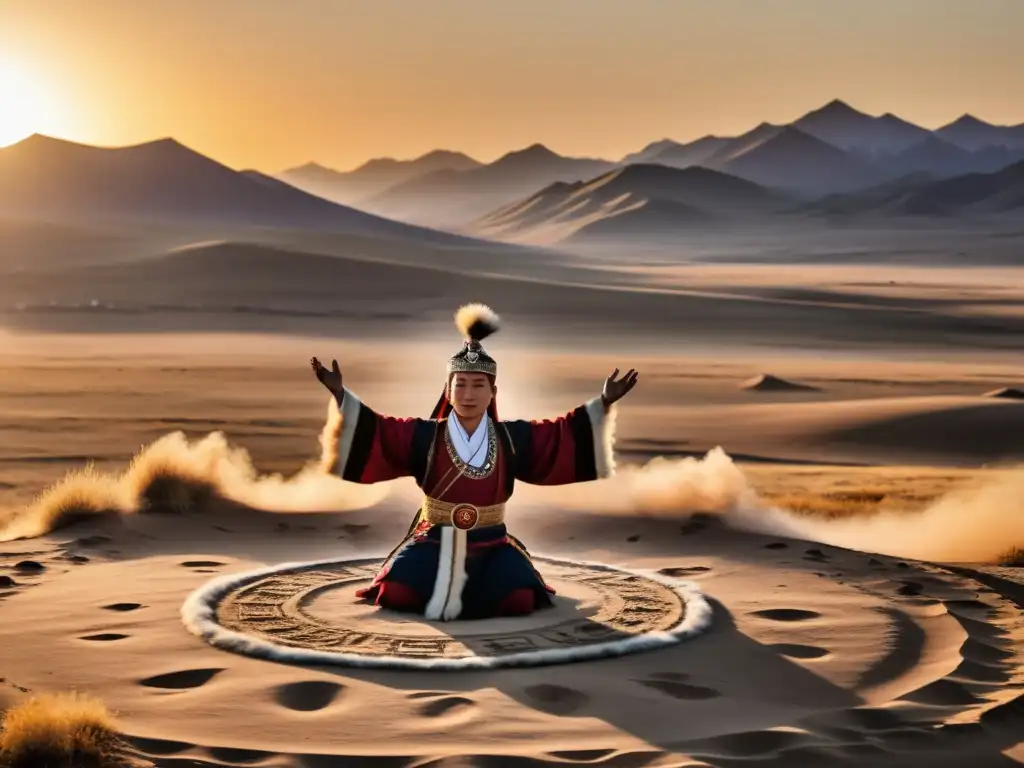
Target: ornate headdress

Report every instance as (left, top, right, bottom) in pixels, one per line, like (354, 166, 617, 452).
(447, 303, 500, 377)
(430, 303, 501, 421)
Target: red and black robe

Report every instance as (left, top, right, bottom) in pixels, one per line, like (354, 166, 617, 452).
(321, 388, 615, 620)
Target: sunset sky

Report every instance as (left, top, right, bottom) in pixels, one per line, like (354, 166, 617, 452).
(2, 0, 1023, 172)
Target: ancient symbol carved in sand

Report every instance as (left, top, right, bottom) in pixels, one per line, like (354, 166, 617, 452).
(210, 557, 691, 663)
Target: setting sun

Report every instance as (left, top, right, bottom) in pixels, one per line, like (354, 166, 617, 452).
(0, 57, 66, 147)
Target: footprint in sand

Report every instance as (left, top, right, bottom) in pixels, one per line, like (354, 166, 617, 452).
(140, 668, 224, 690)
(417, 695, 476, 718)
(80, 633, 130, 642)
(208, 747, 272, 764)
(275, 681, 344, 712)
(750, 608, 821, 622)
(522, 684, 589, 716)
(767, 643, 830, 659)
(180, 561, 225, 568)
(658, 566, 712, 578)
(549, 749, 619, 762)
(129, 737, 192, 757)
(102, 602, 142, 612)
(637, 676, 721, 700)
(897, 581, 924, 597)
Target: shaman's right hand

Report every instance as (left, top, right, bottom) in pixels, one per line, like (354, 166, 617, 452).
(310, 357, 343, 396)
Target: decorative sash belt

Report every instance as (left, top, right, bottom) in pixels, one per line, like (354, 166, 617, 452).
(422, 497, 506, 530)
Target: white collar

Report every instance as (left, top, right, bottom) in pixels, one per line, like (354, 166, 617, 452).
(447, 412, 489, 468)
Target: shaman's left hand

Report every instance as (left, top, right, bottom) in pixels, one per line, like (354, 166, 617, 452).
(602, 368, 639, 406)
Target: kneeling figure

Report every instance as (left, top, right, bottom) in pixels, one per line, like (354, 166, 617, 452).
(312, 304, 638, 621)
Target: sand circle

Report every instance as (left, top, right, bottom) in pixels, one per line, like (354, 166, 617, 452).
(181, 556, 712, 669)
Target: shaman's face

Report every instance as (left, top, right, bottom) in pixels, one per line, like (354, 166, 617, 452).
(449, 372, 495, 419)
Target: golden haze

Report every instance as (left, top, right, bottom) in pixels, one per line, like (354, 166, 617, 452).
(0, 0, 1022, 170)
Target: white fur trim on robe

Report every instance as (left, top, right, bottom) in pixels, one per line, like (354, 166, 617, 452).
(423, 414, 489, 620)
(424, 525, 469, 621)
(585, 396, 617, 479)
(319, 387, 362, 480)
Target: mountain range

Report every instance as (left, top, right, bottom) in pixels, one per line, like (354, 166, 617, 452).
(279, 99, 1024, 231)
(472, 164, 790, 245)
(2, 98, 1023, 258)
(0, 134, 490, 248)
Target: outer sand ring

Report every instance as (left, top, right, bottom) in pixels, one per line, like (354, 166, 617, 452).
(181, 555, 714, 670)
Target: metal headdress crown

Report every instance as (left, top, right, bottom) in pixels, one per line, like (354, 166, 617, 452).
(447, 303, 499, 377)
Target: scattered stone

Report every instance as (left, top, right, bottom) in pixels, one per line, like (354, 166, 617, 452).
(626, 534, 640, 543)
(14, 561, 44, 573)
(741, 374, 820, 392)
(983, 387, 1024, 400)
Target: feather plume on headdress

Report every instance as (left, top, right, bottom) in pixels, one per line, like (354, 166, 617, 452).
(454, 303, 500, 342)
(447, 303, 499, 377)
(432, 303, 501, 420)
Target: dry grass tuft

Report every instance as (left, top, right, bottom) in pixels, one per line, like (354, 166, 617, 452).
(0, 692, 125, 768)
(762, 489, 933, 519)
(0, 467, 128, 541)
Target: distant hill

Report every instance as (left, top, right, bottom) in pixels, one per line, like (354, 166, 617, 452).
(610, 100, 1024, 202)
(704, 126, 883, 195)
(470, 163, 789, 244)
(0, 134, 489, 245)
(802, 159, 1024, 216)
(792, 99, 931, 154)
(936, 115, 1024, 151)
(359, 143, 615, 230)
(645, 136, 731, 169)
(884, 136, 978, 177)
(800, 172, 937, 216)
(700, 123, 785, 168)
(619, 139, 686, 165)
(892, 158, 1024, 215)
(277, 149, 482, 205)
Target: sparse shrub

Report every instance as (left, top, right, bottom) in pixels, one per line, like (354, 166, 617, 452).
(999, 547, 1024, 567)
(0, 692, 125, 768)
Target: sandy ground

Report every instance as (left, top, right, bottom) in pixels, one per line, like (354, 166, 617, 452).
(0, 333, 1023, 766)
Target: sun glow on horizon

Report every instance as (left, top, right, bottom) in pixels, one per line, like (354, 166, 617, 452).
(0, 56, 71, 148)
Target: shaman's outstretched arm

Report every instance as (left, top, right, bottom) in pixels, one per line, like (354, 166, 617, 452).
(507, 395, 616, 485)
(319, 388, 422, 483)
